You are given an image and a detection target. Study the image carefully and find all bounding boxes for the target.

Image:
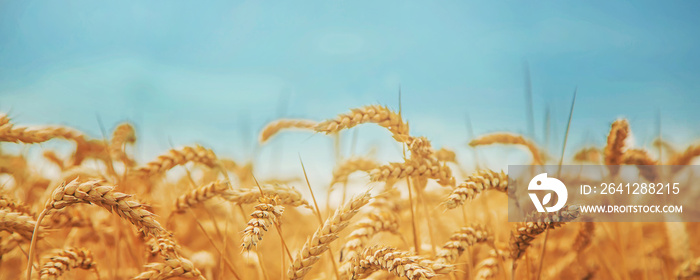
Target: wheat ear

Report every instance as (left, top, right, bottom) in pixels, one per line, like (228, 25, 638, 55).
(338, 211, 399, 276)
(222, 184, 310, 208)
(0, 114, 87, 144)
(259, 119, 317, 143)
(350, 246, 440, 280)
(436, 224, 493, 264)
(110, 122, 136, 165)
(0, 209, 39, 240)
(604, 119, 629, 165)
(173, 181, 232, 213)
(369, 158, 455, 187)
(315, 105, 410, 142)
(330, 157, 380, 187)
(134, 145, 218, 177)
(573, 222, 595, 252)
(133, 257, 205, 280)
(39, 248, 96, 280)
(445, 170, 508, 209)
(469, 132, 543, 164)
(241, 196, 284, 251)
(668, 144, 700, 165)
(27, 179, 165, 279)
(0, 194, 35, 217)
(573, 147, 602, 163)
(146, 231, 182, 259)
(435, 147, 457, 163)
(621, 148, 657, 165)
(288, 191, 371, 280)
(474, 248, 506, 280)
(509, 206, 580, 260)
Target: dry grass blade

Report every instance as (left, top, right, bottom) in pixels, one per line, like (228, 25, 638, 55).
(133, 257, 205, 280)
(39, 247, 96, 280)
(259, 119, 317, 143)
(469, 132, 543, 165)
(444, 170, 508, 209)
(436, 224, 492, 264)
(315, 105, 410, 142)
(134, 145, 218, 177)
(288, 191, 372, 280)
(241, 196, 284, 251)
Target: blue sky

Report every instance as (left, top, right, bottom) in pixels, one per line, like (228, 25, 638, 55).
(1, 1, 698, 179)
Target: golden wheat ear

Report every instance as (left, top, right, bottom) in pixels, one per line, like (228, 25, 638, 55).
(444, 170, 508, 209)
(287, 191, 372, 280)
(39, 248, 97, 280)
(259, 119, 317, 143)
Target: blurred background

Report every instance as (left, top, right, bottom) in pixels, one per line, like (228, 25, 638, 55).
(1, 1, 699, 184)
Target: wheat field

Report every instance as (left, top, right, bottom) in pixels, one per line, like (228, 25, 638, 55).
(0, 105, 698, 280)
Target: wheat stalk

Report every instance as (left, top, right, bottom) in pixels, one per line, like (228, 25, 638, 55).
(288, 191, 372, 280)
(39, 247, 96, 280)
(444, 170, 508, 209)
(315, 105, 410, 142)
(469, 133, 543, 164)
(436, 224, 492, 264)
(474, 248, 506, 280)
(259, 119, 317, 143)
